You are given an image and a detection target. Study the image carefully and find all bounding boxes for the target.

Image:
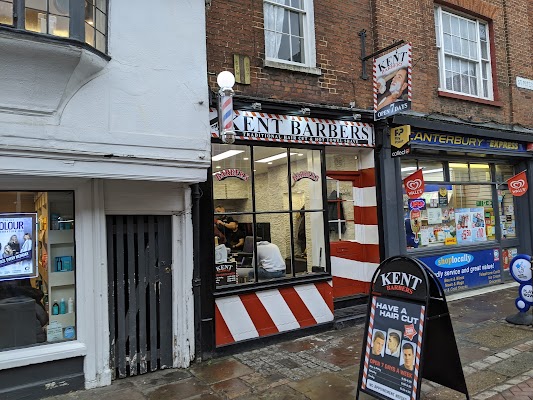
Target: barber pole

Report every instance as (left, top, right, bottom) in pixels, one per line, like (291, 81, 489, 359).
(219, 94, 234, 133)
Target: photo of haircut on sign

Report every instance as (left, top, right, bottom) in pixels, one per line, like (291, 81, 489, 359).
(362, 297, 425, 400)
(374, 43, 412, 120)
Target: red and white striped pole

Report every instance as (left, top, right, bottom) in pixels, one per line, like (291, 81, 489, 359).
(217, 71, 236, 144)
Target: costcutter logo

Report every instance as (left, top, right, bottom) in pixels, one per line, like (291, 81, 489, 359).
(214, 169, 249, 181)
(403, 169, 425, 199)
(435, 253, 473, 268)
(508, 171, 528, 196)
(292, 171, 320, 182)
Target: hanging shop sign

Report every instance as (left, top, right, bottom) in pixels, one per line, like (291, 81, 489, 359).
(419, 248, 501, 292)
(391, 125, 411, 157)
(209, 109, 374, 147)
(214, 168, 250, 181)
(356, 256, 469, 400)
(374, 43, 412, 121)
(0, 213, 37, 281)
(507, 171, 528, 196)
(403, 169, 425, 199)
(410, 131, 526, 152)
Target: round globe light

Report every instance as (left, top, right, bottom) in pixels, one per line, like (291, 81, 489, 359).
(217, 71, 235, 88)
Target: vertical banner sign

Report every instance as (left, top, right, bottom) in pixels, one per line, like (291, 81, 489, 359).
(391, 125, 411, 157)
(357, 256, 469, 400)
(403, 169, 425, 199)
(374, 43, 412, 120)
(507, 171, 528, 196)
(0, 213, 37, 281)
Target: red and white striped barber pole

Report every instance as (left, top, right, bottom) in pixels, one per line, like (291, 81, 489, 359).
(361, 296, 377, 390)
(412, 306, 426, 399)
(216, 71, 236, 143)
(219, 94, 234, 133)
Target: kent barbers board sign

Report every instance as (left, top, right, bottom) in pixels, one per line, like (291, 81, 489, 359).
(357, 256, 470, 400)
(374, 43, 412, 121)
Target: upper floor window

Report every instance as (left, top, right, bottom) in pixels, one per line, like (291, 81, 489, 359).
(0, 0, 107, 53)
(263, 0, 317, 70)
(434, 6, 493, 100)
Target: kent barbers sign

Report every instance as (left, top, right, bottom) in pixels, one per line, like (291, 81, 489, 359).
(210, 109, 374, 147)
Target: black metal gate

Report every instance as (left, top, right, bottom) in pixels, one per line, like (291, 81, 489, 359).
(107, 215, 173, 379)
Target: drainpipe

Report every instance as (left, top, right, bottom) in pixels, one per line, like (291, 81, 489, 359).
(191, 183, 202, 360)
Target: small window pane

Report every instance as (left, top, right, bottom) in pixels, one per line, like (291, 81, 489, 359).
(499, 189, 516, 239)
(254, 214, 290, 282)
(49, 14, 69, 37)
(468, 22, 476, 41)
(470, 76, 477, 96)
(291, 36, 302, 63)
(469, 41, 477, 58)
(443, 33, 452, 52)
(483, 80, 488, 98)
(95, 9, 106, 33)
(480, 41, 488, 59)
(96, 0, 106, 11)
(400, 160, 418, 180)
(451, 15, 459, 34)
(85, 22, 95, 46)
(442, 13, 451, 34)
(459, 19, 468, 38)
(27, 0, 46, 11)
(254, 147, 289, 212)
(289, 10, 301, 36)
(445, 71, 453, 90)
(277, 34, 291, 61)
(0, 1, 13, 25)
(449, 163, 469, 181)
(495, 165, 514, 183)
(461, 38, 469, 57)
(469, 163, 490, 182)
(25, 9, 47, 33)
(95, 30, 105, 52)
(452, 35, 461, 55)
(290, 150, 323, 210)
(282, 9, 290, 33)
(50, 0, 69, 16)
(479, 23, 487, 41)
(420, 161, 444, 181)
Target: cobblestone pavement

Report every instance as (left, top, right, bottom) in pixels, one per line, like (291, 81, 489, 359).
(44, 284, 533, 400)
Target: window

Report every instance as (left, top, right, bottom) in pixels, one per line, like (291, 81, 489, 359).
(263, 0, 317, 70)
(0, 0, 108, 53)
(402, 160, 517, 249)
(212, 144, 326, 287)
(0, 191, 76, 351)
(434, 6, 493, 99)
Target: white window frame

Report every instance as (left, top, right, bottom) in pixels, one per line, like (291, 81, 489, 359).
(263, 0, 320, 75)
(434, 6, 494, 100)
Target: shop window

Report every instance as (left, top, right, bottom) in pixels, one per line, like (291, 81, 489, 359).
(420, 161, 444, 181)
(402, 160, 516, 250)
(0, 191, 76, 351)
(1, 0, 108, 53)
(213, 146, 326, 287)
(495, 165, 514, 183)
(263, 0, 318, 72)
(434, 6, 493, 100)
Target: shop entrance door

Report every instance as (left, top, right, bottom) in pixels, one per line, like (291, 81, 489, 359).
(327, 171, 378, 298)
(107, 215, 173, 379)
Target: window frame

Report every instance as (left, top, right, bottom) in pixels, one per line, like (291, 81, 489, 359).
(434, 5, 494, 101)
(212, 142, 331, 291)
(0, 0, 108, 54)
(263, 0, 319, 74)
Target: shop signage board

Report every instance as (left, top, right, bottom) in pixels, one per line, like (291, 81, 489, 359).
(357, 256, 469, 400)
(215, 261, 238, 286)
(0, 213, 37, 281)
(391, 125, 411, 157)
(209, 109, 374, 147)
(373, 43, 412, 121)
(410, 131, 526, 152)
(419, 249, 501, 293)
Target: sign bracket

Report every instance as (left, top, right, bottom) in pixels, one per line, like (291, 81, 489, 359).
(358, 31, 404, 80)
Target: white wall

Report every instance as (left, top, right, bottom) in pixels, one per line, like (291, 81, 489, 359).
(0, 1, 210, 183)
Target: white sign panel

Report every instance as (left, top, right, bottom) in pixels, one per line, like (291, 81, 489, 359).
(374, 43, 412, 121)
(0, 213, 37, 281)
(516, 77, 533, 91)
(210, 109, 374, 147)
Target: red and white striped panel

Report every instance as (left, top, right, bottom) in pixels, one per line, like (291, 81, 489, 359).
(331, 150, 380, 298)
(412, 305, 426, 399)
(215, 281, 333, 347)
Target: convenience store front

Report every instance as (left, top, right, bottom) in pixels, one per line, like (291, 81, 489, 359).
(198, 107, 378, 350)
(379, 117, 533, 293)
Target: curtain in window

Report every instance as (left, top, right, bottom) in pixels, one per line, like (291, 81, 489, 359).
(264, 4, 285, 59)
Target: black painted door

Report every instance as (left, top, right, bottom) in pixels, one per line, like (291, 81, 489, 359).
(107, 215, 173, 378)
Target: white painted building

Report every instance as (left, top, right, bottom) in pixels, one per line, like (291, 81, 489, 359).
(0, 1, 209, 398)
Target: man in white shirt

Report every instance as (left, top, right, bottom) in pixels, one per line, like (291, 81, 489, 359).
(238, 241, 286, 280)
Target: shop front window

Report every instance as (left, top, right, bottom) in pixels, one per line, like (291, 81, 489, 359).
(0, 191, 76, 351)
(403, 160, 517, 250)
(212, 145, 326, 287)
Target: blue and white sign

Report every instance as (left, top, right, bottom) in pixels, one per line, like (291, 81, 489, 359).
(509, 254, 533, 312)
(419, 249, 501, 292)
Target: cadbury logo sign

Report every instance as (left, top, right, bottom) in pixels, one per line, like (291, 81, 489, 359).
(214, 169, 249, 181)
(292, 171, 320, 182)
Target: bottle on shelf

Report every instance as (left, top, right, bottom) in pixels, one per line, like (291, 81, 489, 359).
(52, 300, 59, 315)
(59, 298, 66, 315)
(68, 297, 74, 314)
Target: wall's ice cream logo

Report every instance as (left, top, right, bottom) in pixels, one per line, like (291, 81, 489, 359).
(507, 171, 528, 196)
(403, 169, 425, 199)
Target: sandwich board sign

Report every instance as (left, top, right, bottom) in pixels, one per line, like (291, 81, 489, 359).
(356, 256, 470, 400)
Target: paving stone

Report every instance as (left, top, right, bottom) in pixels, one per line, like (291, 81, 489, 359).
(234, 384, 309, 400)
(462, 325, 530, 350)
(466, 370, 508, 394)
(191, 358, 254, 384)
(287, 372, 356, 400)
(212, 377, 252, 399)
(483, 356, 502, 365)
(145, 378, 212, 400)
(489, 353, 533, 377)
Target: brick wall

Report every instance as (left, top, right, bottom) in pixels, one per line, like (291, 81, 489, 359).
(206, 0, 375, 110)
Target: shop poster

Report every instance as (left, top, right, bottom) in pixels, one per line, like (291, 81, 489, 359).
(0, 213, 37, 280)
(374, 43, 412, 120)
(455, 207, 486, 243)
(362, 297, 424, 400)
(419, 248, 501, 292)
